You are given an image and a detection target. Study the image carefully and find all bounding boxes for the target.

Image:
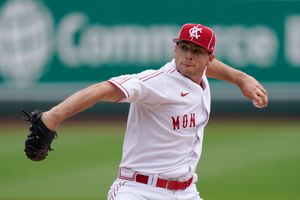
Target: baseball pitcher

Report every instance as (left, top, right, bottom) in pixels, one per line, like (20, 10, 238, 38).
(23, 23, 268, 200)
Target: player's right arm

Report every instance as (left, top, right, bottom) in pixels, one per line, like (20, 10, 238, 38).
(41, 81, 125, 131)
(206, 59, 268, 108)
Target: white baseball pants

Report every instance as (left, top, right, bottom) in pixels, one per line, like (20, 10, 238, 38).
(107, 178, 203, 200)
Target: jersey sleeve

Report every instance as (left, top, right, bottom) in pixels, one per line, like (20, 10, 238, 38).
(108, 69, 167, 105)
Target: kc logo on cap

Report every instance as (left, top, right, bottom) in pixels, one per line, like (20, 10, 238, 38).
(173, 23, 216, 54)
(189, 26, 202, 40)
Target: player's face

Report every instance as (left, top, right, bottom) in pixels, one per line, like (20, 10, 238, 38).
(174, 41, 214, 83)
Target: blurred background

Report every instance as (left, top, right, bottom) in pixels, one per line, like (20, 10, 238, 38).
(0, 0, 299, 200)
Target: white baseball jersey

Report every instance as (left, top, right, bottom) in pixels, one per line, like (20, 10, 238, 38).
(109, 59, 211, 179)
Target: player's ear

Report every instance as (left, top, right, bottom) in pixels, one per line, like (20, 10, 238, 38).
(174, 45, 179, 57)
(174, 43, 178, 53)
(208, 54, 215, 64)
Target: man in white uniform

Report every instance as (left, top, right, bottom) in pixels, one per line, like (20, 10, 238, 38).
(41, 23, 268, 200)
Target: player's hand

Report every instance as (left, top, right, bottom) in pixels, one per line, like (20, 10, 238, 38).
(238, 74, 268, 108)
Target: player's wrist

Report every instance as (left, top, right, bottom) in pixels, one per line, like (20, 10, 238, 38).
(233, 71, 251, 88)
(41, 110, 60, 131)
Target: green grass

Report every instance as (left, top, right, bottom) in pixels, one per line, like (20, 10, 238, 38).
(0, 118, 299, 200)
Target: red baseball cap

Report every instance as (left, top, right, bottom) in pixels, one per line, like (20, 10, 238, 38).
(173, 23, 216, 54)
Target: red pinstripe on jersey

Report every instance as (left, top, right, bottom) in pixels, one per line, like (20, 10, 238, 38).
(167, 68, 176, 74)
(118, 76, 132, 85)
(139, 71, 164, 82)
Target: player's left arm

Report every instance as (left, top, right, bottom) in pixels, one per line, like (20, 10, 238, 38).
(206, 59, 268, 108)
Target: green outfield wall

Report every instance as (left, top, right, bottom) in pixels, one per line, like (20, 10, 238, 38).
(0, 0, 299, 114)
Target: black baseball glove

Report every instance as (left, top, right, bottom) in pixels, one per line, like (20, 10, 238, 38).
(22, 109, 57, 161)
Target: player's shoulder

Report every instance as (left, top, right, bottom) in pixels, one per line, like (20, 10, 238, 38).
(137, 59, 176, 82)
(159, 59, 177, 73)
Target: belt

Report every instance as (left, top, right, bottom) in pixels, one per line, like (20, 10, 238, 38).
(119, 171, 193, 191)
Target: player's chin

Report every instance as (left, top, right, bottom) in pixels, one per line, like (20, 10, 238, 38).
(180, 63, 195, 68)
(179, 65, 195, 73)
